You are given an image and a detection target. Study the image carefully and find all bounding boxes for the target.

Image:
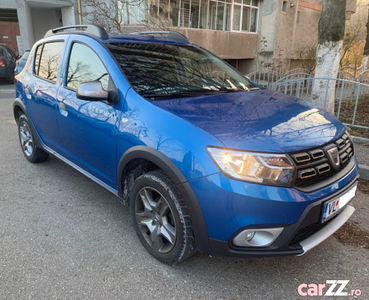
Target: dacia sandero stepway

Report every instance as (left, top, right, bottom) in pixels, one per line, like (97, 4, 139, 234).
(14, 25, 359, 264)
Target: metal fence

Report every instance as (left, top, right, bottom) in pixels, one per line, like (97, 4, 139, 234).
(246, 71, 282, 88)
(356, 70, 369, 84)
(270, 77, 369, 131)
(247, 69, 312, 89)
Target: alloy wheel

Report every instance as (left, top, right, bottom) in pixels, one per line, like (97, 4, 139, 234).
(19, 121, 33, 156)
(134, 187, 177, 253)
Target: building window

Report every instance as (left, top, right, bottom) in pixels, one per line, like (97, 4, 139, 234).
(149, 0, 259, 32)
(282, 1, 288, 13)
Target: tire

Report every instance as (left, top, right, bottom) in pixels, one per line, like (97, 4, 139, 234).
(130, 170, 196, 264)
(18, 114, 49, 163)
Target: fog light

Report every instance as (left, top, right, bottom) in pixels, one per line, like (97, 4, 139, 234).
(246, 231, 255, 241)
(233, 228, 284, 247)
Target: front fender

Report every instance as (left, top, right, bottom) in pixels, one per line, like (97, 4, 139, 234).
(117, 145, 211, 253)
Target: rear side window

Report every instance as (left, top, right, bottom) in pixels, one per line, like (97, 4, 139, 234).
(0, 48, 4, 56)
(66, 43, 110, 91)
(35, 42, 64, 83)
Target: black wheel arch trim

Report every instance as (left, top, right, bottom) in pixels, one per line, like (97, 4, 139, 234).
(117, 145, 211, 253)
(13, 98, 45, 152)
(13, 98, 27, 122)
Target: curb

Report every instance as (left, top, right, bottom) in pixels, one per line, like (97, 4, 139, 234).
(352, 136, 369, 180)
(352, 136, 369, 145)
(359, 164, 369, 180)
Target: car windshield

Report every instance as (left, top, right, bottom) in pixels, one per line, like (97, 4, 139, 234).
(107, 42, 256, 100)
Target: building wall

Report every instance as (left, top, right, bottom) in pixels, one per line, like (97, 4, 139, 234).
(0, 0, 17, 9)
(290, 0, 322, 71)
(0, 22, 21, 54)
(1, 0, 361, 74)
(249, 0, 358, 73)
(175, 28, 258, 59)
(13, 0, 76, 51)
(272, 0, 299, 72)
(31, 9, 63, 42)
(0, 0, 19, 53)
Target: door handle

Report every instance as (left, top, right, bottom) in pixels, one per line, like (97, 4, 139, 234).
(59, 103, 67, 111)
(58, 103, 68, 117)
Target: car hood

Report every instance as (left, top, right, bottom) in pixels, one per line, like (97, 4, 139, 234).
(154, 90, 345, 153)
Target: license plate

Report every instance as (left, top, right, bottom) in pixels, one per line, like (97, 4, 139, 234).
(321, 183, 357, 223)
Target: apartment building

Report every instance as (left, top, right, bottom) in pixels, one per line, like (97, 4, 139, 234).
(0, 0, 358, 72)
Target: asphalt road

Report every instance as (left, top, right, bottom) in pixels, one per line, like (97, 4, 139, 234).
(1, 82, 368, 300)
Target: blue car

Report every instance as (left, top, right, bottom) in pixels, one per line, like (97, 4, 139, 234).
(14, 49, 30, 75)
(14, 25, 359, 264)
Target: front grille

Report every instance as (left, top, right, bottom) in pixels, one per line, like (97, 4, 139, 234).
(289, 215, 337, 245)
(290, 134, 354, 188)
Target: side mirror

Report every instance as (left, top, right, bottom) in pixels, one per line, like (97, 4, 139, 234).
(77, 81, 109, 101)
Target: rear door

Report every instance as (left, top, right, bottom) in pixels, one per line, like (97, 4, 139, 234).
(26, 41, 65, 152)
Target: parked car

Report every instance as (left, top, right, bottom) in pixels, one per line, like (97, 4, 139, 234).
(14, 25, 359, 264)
(14, 49, 30, 75)
(0, 43, 17, 82)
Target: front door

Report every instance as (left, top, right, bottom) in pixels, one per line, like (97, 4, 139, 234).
(56, 40, 122, 188)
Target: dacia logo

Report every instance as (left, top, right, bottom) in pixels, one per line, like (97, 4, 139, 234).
(327, 147, 340, 168)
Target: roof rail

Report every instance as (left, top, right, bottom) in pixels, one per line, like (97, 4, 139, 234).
(130, 31, 189, 43)
(44, 25, 109, 39)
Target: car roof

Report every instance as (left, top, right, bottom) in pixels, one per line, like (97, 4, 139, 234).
(44, 25, 191, 46)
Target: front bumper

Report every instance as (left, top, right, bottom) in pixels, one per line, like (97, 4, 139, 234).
(189, 159, 359, 257)
(298, 204, 355, 255)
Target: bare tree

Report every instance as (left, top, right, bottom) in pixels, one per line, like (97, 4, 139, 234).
(81, 0, 146, 32)
(312, 0, 346, 113)
(361, 4, 369, 71)
(340, 21, 365, 68)
(296, 43, 318, 73)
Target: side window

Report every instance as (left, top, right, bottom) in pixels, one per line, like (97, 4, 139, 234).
(38, 42, 64, 83)
(34, 44, 43, 75)
(66, 43, 110, 91)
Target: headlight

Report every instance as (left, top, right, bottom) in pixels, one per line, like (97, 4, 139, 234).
(207, 147, 296, 187)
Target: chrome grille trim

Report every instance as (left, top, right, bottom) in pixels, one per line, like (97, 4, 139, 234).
(292, 153, 311, 163)
(316, 163, 331, 174)
(299, 168, 317, 179)
(310, 149, 324, 159)
(290, 133, 354, 188)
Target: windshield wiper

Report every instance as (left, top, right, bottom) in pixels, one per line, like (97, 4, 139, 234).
(141, 90, 206, 100)
(141, 87, 245, 100)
